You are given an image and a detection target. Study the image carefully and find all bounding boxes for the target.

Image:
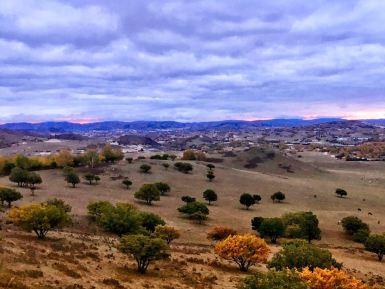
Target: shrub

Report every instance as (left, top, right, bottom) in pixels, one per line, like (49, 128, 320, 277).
(207, 226, 237, 241)
(178, 201, 209, 223)
(174, 162, 193, 174)
(203, 189, 217, 205)
(335, 188, 348, 198)
(268, 240, 341, 271)
(119, 234, 169, 274)
(214, 234, 269, 272)
(365, 233, 385, 261)
(282, 211, 321, 243)
(240, 270, 308, 289)
(0, 188, 23, 208)
(299, 267, 369, 289)
(341, 216, 369, 236)
(139, 164, 151, 173)
(8, 203, 72, 239)
(154, 182, 171, 196)
(271, 192, 286, 203)
(122, 179, 133, 189)
(65, 172, 80, 187)
(139, 212, 165, 232)
(257, 218, 285, 243)
(154, 225, 180, 244)
(87, 201, 114, 222)
(240, 193, 255, 210)
(181, 195, 196, 203)
(134, 184, 160, 205)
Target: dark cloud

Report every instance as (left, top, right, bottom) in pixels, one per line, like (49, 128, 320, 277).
(0, 0, 384, 122)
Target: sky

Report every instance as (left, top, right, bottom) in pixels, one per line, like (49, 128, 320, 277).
(0, 0, 385, 123)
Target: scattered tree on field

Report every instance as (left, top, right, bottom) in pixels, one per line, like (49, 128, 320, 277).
(240, 193, 255, 210)
(154, 182, 171, 196)
(181, 195, 196, 203)
(139, 212, 165, 232)
(335, 188, 348, 198)
(174, 162, 193, 174)
(271, 191, 286, 203)
(140, 164, 152, 174)
(203, 189, 217, 205)
(65, 172, 80, 188)
(134, 184, 160, 205)
(0, 187, 23, 208)
(119, 234, 169, 274)
(257, 218, 285, 243)
(206, 170, 215, 182)
(365, 234, 385, 261)
(154, 225, 180, 244)
(214, 234, 269, 272)
(253, 194, 262, 204)
(178, 201, 209, 223)
(122, 179, 133, 189)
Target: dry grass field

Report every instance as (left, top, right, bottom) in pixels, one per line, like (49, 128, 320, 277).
(0, 149, 384, 288)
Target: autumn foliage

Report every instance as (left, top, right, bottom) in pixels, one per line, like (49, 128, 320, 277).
(299, 268, 369, 289)
(214, 234, 269, 271)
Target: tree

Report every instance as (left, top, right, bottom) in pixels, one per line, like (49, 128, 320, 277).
(62, 165, 74, 176)
(335, 188, 348, 198)
(140, 164, 151, 174)
(94, 175, 100, 184)
(299, 268, 369, 289)
(9, 167, 28, 187)
(365, 234, 385, 261)
(352, 228, 370, 243)
(174, 162, 193, 174)
(271, 192, 286, 203)
(125, 157, 133, 163)
(240, 270, 308, 289)
(257, 218, 285, 243)
(27, 172, 42, 188)
(203, 189, 218, 205)
(206, 164, 215, 171)
(206, 170, 215, 182)
(0, 188, 23, 208)
(102, 144, 124, 163)
(154, 225, 180, 244)
(341, 216, 369, 236)
(84, 150, 100, 168)
(181, 195, 196, 203)
(207, 226, 237, 241)
(178, 201, 209, 223)
(84, 173, 96, 185)
(214, 234, 269, 272)
(139, 212, 165, 232)
(268, 240, 341, 271)
(251, 217, 264, 231)
(240, 193, 255, 210)
(87, 201, 115, 222)
(65, 172, 80, 187)
(134, 184, 160, 205)
(44, 198, 72, 213)
(253, 194, 262, 204)
(54, 150, 74, 167)
(122, 179, 133, 189)
(181, 150, 196, 160)
(162, 163, 170, 170)
(282, 212, 321, 243)
(154, 182, 171, 196)
(119, 234, 169, 274)
(7, 203, 72, 239)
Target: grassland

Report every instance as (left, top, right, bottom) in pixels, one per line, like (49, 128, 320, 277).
(0, 149, 384, 288)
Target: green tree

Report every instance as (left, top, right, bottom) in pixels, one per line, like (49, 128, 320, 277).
(162, 163, 170, 170)
(206, 170, 215, 182)
(44, 198, 72, 213)
(341, 216, 369, 236)
(9, 167, 29, 187)
(154, 225, 180, 244)
(83, 150, 100, 168)
(257, 218, 285, 243)
(174, 162, 193, 174)
(251, 217, 264, 231)
(102, 144, 124, 163)
(134, 184, 160, 205)
(119, 234, 169, 274)
(203, 189, 218, 205)
(84, 173, 96, 185)
(335, 188, 348, 198)
(178, 201, 209, 223)
(0, 187, 23, 208)
(139, 212, 165, 232)
(240, 193, 255, 210)
(271, 192, 286, 203)
(365, 234, 385, 261)
(87, 201, 114, 222)
(206, 164, 215, 171)
(122, 179, 133, 189)
(253, 194, 262, 204)
(282, 212, 321, 243)
(240, 270, 308, 289)
(181, 195, 196, 203)
(140, 164, 152, 174)
(27, 172, 42, 188)
(268, 240, 341, 271)
(65, 172, 80, 188)
(154, 182, 171, 196)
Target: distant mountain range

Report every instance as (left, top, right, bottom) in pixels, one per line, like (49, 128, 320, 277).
(0, 118, 384, 133)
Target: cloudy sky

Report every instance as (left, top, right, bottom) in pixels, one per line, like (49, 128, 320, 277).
(0, 0, 385, 123)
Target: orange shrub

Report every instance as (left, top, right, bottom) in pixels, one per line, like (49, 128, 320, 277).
(207, 226, 237, 241)
(299, 268, 369, 289)
(214, 234, 269, 272)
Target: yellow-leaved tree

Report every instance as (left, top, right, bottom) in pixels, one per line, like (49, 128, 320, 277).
(299, 268, 369, 289)
(214, 234, 269, 272)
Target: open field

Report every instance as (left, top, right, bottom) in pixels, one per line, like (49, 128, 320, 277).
(1, 150, 384, 288)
